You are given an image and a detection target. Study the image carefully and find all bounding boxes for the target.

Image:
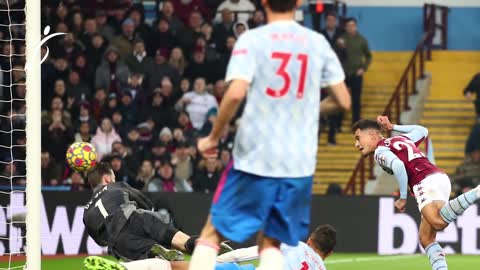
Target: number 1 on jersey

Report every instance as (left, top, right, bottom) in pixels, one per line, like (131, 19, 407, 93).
(300, 261, 309, 270)
(95, 199, 109, 219)
(266, 52, 308, 99)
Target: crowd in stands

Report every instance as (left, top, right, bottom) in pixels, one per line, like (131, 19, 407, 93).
(453, 72, 480, 196)
(0, 0, 373, 194)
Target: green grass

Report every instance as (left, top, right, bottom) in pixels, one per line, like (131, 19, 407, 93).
(1, 253, 479, 269)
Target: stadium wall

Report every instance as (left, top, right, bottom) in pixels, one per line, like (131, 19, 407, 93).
(305, 1, 480, 50)
(2, 192, 480, 256)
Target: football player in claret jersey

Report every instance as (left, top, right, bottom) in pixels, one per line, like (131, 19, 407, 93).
(191, 0, 351, 269)
(352, 116, 480, 270)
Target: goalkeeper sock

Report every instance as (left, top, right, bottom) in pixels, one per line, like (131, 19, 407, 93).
(257, 247, 284, 270)
(121, 258, 171, 270)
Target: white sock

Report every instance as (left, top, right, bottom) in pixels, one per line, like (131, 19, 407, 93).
(188, 239, 219, 270)
(257, 247, 284, 270)
(121, 258, 171, 270)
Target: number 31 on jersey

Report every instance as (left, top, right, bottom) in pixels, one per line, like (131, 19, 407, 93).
(267, 52, 308, 99)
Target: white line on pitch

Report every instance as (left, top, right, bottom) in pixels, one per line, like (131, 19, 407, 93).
(326, 254, 423, 264)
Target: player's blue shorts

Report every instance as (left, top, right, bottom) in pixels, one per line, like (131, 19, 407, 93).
(211, 161, 313, 246)
(215, 263, 255, 270)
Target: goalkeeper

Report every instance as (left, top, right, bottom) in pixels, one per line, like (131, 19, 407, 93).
(83, 162, 232, 261)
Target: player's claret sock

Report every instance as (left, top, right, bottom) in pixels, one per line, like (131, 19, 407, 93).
(440, 185, 480, 223)
(188, 238, 219, 270)
(425, 242, 448, 270)
(256, 247, 284, 270)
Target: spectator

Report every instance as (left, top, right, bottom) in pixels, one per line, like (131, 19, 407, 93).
(111, 18, 138, 58)
(52, 33, 84, 63)
(173, 127, 188, 145)
(1, 162, 25, 186)
(172, 0, 211, 26)
(192, 158, 221, 193)
(128, 7, 152, 41)
(118, 91, 139, 127)
(74, 121, 93, 143)
(159, 127, 176, 153)
(219, 148, 231, 168)
(91, 88, 107, 121)
(213, 8, 235, 54)
(233, 21, 248, 38)
(177, 11, 204, 54)
(195, 36, 217, 64)
(200, 107, 217, 136)
(91, 117, 122, 160)
(176, 111, 195, 139)
(67, 69, 92, 103)
(141, 88, 177, 131)
(214, 35, 236, 79)
(112, 141, 141, 177)
(172, 142, 194, 183)
(85, 33, 108, 69)
(179, 77, 191, 95)
(41, 109, 74, 162)
(464, 72, 480, 117)
(80, 17, 98, 46)
(41, 151, 63, 186)
(176, 77, 218, 130)
(102, 93, 119, 118)
(111, 110, 130, 140)
(157, 0, 185, 35)
(146, 17, 176, 57)
(50, 79, 70, 109)
(94, 46, 130, 94)
(184, 49, 216, 83)
(213, 79, 226, 103)
(337, 17, 372, 124)
(169, 47, 188, 76)
(214, 0, 255, 24)
(160, 76, 179, 107)
(109, 154, 135, 185)
(125, 39, 154, 75)
(320, 12, 345, 49)
(94, 10, 115, 42)
(148, 161, 192, 192)
(73, 103, 98, 132)
(145, 49, 180, 93)
(247, 9, 265, 29)
(69, 11, 84, 37)
(465, 122, 480, 154)
(70, 171, 87, 191)
(134, 160, 156, 192)
(452, 150, 480, 196)
(146, 141, 171, 167)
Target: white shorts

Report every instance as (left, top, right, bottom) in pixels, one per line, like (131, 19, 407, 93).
(412, 173, 451, 212)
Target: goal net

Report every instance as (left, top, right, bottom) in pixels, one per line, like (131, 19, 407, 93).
(0, 0, 41, 269)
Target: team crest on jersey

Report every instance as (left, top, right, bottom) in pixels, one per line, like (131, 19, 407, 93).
(384, 138, 392, 147)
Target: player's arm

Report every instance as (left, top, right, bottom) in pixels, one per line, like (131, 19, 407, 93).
(216, 246, 259, 263)
(320, 83, 351, 115)
(377, 116, 428, 144)
(375, 147, 408, 200)
(320, 37, 351, 115)
(126, 185, 155, 210)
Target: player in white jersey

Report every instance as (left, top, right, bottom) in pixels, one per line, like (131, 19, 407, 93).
(84, 224, 337, 270)
(190, 0, 350, 270)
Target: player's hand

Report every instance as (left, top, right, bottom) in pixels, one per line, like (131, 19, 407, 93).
(465, 92, 473, 101)
(197, 136, 219, 159)
(376, 115, 394, 131)
(394, 199, 407, 213)
(356, 68, 365, 76)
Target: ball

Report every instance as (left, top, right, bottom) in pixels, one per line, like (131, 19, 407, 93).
(66, 142, 97, 172)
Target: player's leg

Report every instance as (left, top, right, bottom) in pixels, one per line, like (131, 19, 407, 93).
(417, 174, 480, 231)
(259, 176, 314, 270)
(418, 218, 448, 270)
(256, 232, 283, 270)
(189, 166, 278, 270)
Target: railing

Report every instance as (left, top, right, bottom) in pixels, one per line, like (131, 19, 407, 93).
(343, 4, 447, 195)
(423, 4, 449, 52)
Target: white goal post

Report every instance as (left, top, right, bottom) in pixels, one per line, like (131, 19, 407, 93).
(25, 0, 41, 268)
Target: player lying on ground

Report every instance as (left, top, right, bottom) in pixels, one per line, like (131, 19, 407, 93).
(83, 162, 232, 261)
(84, 224, 337, 270)
(191, 0, 351, 269)
(352, 116, 480, 270)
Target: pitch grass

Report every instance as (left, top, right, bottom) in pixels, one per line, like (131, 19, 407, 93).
(1, 253, 479, 270)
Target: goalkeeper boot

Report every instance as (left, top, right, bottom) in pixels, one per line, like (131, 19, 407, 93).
(149, 244, 184, 261)
(84, 256, 126, 270)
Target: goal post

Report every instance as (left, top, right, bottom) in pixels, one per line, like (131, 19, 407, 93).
(25, 0, 41, 268)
